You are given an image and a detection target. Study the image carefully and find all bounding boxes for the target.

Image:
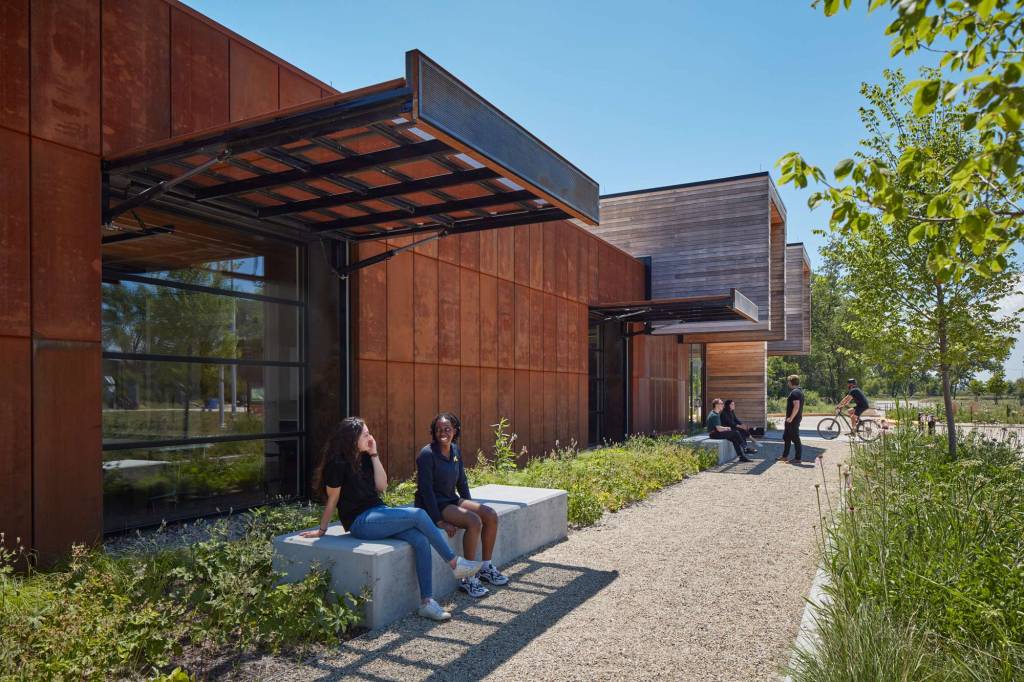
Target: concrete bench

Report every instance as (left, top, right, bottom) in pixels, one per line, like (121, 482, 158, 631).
(679, 434, 738, 465)
(272, 484, 567, 630)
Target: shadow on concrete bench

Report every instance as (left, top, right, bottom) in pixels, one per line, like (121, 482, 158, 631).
(676, 433, 741, 465)
(272, 484, 567, 630)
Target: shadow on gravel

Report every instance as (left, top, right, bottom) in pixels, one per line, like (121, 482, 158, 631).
(711, 441, 828, 476)
(303, 558, 618, 681)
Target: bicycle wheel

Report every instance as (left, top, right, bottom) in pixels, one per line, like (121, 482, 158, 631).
(857, 419, 881, 442)
(817, 417, 841, 440)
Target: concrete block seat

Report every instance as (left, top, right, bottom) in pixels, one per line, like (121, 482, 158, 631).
(677, 434, 739, 465)
(272, 484, 567, 630)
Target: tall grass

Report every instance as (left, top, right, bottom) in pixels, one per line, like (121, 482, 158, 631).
(790, 430, 1024, 681)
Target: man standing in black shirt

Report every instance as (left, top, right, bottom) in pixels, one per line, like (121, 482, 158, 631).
(837, 378, 870, 433)
(778, 374, 804, 464)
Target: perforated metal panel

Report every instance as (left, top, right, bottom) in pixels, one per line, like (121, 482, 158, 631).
(409, 51, 599, 224)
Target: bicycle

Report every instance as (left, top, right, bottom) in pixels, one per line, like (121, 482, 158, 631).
(817, 406, 882, 442)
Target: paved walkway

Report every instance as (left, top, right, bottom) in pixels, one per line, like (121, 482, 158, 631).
(234, 434, 849, 682)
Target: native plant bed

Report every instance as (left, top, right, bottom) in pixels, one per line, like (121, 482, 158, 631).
(0, 427, 713, 680)
(790, 431, 1024, 681)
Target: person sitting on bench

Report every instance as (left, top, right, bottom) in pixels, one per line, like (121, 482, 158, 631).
(721, 399, 758, 454)
(302, 416, 481, 622)
(707, 398, 751, 462)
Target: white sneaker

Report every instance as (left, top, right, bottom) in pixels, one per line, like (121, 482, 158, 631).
(417, 598, 451, 621)
(459, 576, 490, 598)
(453, 557, 481, 579)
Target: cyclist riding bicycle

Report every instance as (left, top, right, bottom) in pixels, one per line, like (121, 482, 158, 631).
(836, 378, 869, 432)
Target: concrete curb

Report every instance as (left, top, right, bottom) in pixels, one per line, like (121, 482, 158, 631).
(780, 566, 831, 681)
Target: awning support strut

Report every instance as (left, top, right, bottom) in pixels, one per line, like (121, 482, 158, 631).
(104, 150, 231, 225)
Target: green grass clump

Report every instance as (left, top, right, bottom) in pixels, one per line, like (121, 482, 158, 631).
(385, 420, 718, 527)
(790, 430, 1024, 681)
(0, 504, 363, 680)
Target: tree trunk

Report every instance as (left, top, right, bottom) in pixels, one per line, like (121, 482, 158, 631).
(936, 284, 957, 459)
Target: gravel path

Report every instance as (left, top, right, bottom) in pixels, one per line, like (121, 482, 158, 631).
(226, 434, 849, 682)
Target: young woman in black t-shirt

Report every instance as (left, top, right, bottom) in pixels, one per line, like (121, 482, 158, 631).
(415, 413, 509, 599)
(302, 416, 481, 621)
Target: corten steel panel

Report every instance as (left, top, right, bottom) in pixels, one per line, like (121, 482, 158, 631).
(437, 261, 460, 364)
(279, 68, 321, 109)
(513, 225, 530, 285)
(229, 41, 278, 121)
(543, 292, 556, 372)
(32, 340, 101, 562)
(587, 236, 599, 305)
(31, 139, 100, 342)
(170, 8, 229, 136)
(386, 251, 414, 363)
(412, 232, 438, 259)
(387, 362, 415, 480)
(555, 224, 569, 298)
(513, 284, 530, 370)
(556, 297, 568, 372)
(478, 229, 496, 276)
(459, 231, 479, 272)
(513, 370, 529, 464)
(496, 279, 514, 368)
(496, 227, 514, 281)
(357, 359, 388, 470)
(478, 273, 498, 367)
(438, 364, 461, 419)
(565, 228, 578, 302)
(542, 372, 557, 455)
(438, 233, 459, 265)
(529, 371, 544, 456)
(459, 268, 480, 366)
(529, 224, 544, 291)
(355, 242, 387, 360)
(101, 0, 170, 155)
(412, 254, 438, 363)
(529, 288, 543, 370)
(413, 363, 438, 454)
(1, 0, 29, 133)
(0, 337, 32, 551)
(0, 129, 30, 337)
(543, 223, 556, 293)
(496, 368, 514, 432)
(460, 366, 481, 464)
(575, 229, 588, 303)
(480, 367, 498, 459)
(31, 0, 101, 154)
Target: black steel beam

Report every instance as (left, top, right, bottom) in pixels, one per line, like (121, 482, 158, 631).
(104, 87, 412, 174)
(310, 189, 535, 233)
(192, 139, 450, 200)
(102, 225, 174, 245)
(344, 207, 569, 242)
(257, 167, 501, 218)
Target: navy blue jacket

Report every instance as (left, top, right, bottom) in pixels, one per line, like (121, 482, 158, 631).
(415, 442, 471, 523)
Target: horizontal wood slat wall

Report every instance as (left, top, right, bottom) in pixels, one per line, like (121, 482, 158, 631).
(705, 342, 767, 428)
(768, 244, 812, 355)
(353, 221, 646, 479)
(631, 334, 687, 435)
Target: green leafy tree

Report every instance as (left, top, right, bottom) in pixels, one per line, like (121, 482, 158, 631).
(988, 371, 1009, 401)
(1015, 376, 1024, 403)
(970, 377, 987, 398)
(815, 70, 1020, 456)
(779, 0, 1024, 280)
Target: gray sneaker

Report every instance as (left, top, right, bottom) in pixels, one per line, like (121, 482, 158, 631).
(477, 564, 509, 586)
(417, 598, 451, 621)
(459, 576, 489, 598)
(453, 557, 481, 579)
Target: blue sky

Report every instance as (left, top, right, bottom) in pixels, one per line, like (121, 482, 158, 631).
(183, 0, 1022, 380)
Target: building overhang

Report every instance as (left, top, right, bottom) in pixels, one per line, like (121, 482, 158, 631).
(102, 50, 598, 276)
(589, 289, 759, 332)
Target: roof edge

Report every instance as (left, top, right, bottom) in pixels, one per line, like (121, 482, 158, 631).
(600, 171, 770, 200)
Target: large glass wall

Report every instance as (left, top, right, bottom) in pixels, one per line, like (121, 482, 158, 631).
(688, 343, 705, 433)
(101, 219, 305, 532)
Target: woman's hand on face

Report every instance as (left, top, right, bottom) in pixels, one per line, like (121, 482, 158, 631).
(300, 528, 326, 538)
(366, 435, 378, 455)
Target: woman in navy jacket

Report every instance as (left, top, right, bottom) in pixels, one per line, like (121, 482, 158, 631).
(415, 412, 509, 598)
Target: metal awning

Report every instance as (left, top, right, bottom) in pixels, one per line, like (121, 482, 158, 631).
(589, 290, 759, 333)
(102, 50, 598, 276)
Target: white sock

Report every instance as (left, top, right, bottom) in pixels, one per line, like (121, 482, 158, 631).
(481, 560, 492, 570)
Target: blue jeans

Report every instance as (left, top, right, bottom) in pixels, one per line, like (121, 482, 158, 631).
(349, 506, 456, 599)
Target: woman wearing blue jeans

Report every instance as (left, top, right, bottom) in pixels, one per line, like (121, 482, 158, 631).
(302, 416, 480, 621)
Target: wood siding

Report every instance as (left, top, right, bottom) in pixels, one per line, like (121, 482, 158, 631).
(768, 244, 812, 356)
(631, 334, 687, 434)
(706, 342, 767, 428)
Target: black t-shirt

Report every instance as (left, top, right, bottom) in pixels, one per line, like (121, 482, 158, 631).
(324, 453, 384, 531)
(786, 388, 805, 422)
(848, 387, 869, 410)
(721, 410, 741, 428)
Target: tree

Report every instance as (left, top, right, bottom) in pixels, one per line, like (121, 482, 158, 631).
(814, 70, 1021, 457)
(988, 371, 1009, 401)
(970, 377, 987, 399)
(1015, 376, 1024, 403)
(779, 0, 1024, 281)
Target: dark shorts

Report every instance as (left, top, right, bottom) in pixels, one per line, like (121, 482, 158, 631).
(854, 405, 868, 416)
(438, 498, 467, 514)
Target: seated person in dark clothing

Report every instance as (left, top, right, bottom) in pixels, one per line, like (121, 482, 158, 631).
(707, 398, 752, 462)
(416, 412, 509, 599)
(721, 399, 758, 454)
